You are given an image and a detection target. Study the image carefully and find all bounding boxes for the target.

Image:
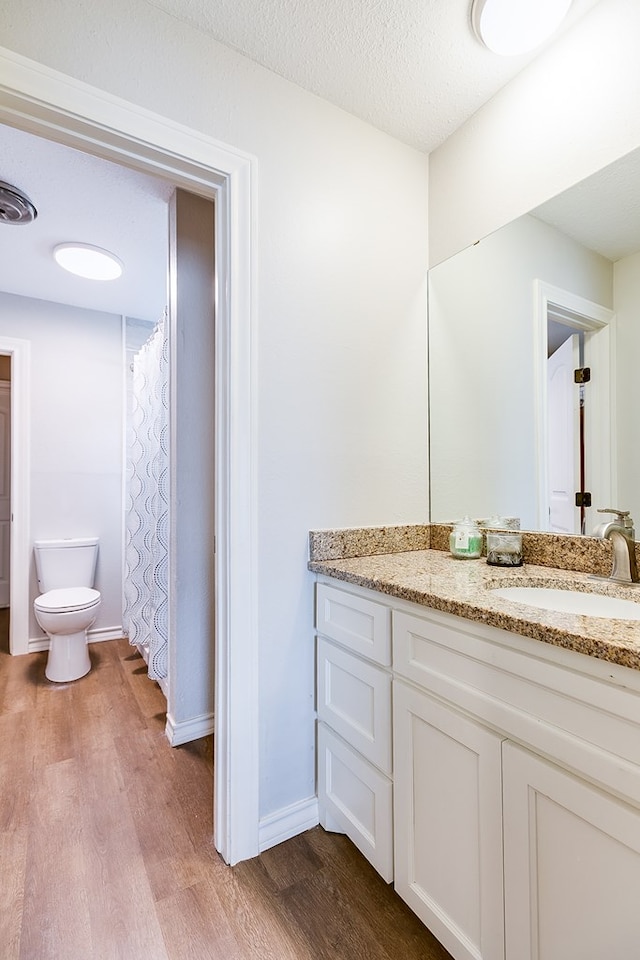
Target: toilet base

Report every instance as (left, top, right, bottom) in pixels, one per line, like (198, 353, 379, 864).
(45, 630, 91, 683)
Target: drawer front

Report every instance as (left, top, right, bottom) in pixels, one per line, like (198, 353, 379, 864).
(393, 608, 640, 803)
(316, 582, 391, 665)
(317, 636, 392, 774)
(318, 722, 393, 882)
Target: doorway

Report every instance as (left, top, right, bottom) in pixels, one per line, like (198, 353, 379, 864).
(0, 371, 9, 650)
(547, 326, 583, 533)
(0, 337, 30, 657)
(534, 280, 616, 534)
(0, 48, 259, 865)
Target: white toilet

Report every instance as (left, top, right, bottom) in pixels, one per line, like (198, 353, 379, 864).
(33, 538, 102, 682)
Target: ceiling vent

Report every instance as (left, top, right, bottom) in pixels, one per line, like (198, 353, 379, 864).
(0, 180, 37, 224)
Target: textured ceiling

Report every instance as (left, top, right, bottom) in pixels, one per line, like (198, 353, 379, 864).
(148, 0, 601, 153)
(0, 0, 619, 321)
(533, 146, 640, 262)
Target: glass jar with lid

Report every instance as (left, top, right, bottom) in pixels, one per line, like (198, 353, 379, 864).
(449, 517, 483, 559)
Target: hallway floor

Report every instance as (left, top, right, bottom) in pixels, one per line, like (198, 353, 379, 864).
(0, 637, 452, 960)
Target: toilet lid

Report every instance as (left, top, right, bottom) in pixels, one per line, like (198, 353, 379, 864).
(35, 587, 101, 614)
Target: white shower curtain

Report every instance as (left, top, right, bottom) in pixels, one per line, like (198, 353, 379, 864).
(123, 314, 169, 681)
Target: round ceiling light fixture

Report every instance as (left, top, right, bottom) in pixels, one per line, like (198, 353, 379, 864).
(53, 243, 123, 281)
(471, 0, 573, 56)
(0, 180, 38, 224)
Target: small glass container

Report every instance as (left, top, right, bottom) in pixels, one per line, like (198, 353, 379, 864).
(449, 517, 483, 559)
(501, 516, 521, 531)
(482, 515, 520, 531)
(486, 530, 523, 567)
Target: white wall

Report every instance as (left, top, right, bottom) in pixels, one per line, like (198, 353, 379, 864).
(429, 215, 612, 528)
(613, 252, 640, 526)
(429, 0, 640, 265)
(0, 0, 430, 820)
(168, 190, 215, 732)
(0, 292, 123, 639)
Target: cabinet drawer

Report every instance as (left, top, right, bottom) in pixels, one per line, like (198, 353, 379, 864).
(318, 722, 393, 882)
(316, 582, 391, 665)
(317, 637, 392, 774)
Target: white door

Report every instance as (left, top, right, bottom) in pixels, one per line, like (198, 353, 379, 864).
(0, 382, 10, 608)
(503, 741, 640, 960)
(547, 335, 580, 534)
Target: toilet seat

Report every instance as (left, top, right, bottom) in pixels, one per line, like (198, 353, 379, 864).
(34, 587, 101, 614)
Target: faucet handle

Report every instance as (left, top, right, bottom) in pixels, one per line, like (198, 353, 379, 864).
(597, 508, 634, 531)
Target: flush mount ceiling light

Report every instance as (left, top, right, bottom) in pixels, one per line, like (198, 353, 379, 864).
(0, 180, 37, 224)
(53, 243, 123, 281)
(471, 0, 573, 56)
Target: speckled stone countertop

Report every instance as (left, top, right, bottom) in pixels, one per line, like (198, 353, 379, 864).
(308, 548, 640, 671)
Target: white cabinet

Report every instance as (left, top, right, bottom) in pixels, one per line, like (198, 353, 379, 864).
(315, 580, 394, 882)
(503, 741, 640, 960)
(392, 603, 640, 960)
(314, 576, 640, 960)
(394, 680, 505, 960)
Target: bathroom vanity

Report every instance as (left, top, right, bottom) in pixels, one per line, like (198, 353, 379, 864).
(310, 542, 640, 960)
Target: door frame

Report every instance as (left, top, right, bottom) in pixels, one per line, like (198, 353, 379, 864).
(534, 280, 616, 532)
(546, 333, 581, 534)
(0, 381, 10, 607)
(0, 47, 259, 866)
(0, 338, 30, 655)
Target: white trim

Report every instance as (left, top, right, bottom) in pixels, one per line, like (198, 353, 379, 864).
(28, 637, 49, 653)
(28, 625, 127, 653)
(0, 337, 31, 656)
(533, 280, 615, 532)
(165, 710, 215, 746)
(120, 313, 128, 665)
(88, 625, 124, 643)
(259, 797, 320, 853)
(0, 47, 259, 865)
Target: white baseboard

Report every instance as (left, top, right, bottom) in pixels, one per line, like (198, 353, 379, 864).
(259, 796, 320, 853)
(165, 710, 215, 746)
(89, 625, 124, 643)
(28, 637, 50, 653)
(28, 625, 124, 654)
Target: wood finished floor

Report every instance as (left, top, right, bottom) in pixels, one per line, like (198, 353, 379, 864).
(0, 633, 453, 960)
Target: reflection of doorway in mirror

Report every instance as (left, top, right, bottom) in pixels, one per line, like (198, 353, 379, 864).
(0, 378, 9, 649)
(548, 333, 581, 534)
(534, 281, 616, 536)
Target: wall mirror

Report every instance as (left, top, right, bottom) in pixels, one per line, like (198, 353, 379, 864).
(428, 146, 640, 539)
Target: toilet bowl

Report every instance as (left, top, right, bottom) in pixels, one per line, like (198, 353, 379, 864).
(34, 587, 101, 682)
(33, 538, 101, 683)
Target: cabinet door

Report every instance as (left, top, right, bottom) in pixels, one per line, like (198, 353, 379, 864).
(317, 722, 393, 882)
(393, 681, 504, 960)
(394, 680, 505, 960)
(317, 636, 392, 774)
(503, 741, 640, 960)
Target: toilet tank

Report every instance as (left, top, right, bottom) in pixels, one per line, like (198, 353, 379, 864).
(34, 538, 99, 593)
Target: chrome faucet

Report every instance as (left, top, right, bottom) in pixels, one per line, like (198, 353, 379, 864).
(593, 508, 639, 583)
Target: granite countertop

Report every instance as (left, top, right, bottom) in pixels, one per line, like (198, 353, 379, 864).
(308, 549, 640, 671)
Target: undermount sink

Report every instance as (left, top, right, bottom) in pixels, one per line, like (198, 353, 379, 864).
(490, 586, 640, 621)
